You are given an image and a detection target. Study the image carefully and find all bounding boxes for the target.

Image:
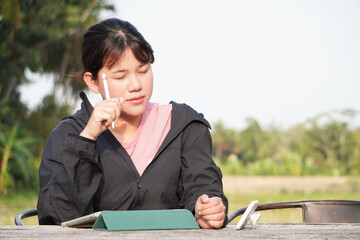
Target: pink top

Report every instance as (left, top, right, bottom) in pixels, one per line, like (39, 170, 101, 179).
(121, 102, 172, 176)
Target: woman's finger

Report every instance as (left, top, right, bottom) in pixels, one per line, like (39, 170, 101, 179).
(196, 216, 213, 229)
(198, 197, 223, 212)
(198, 211, 225, 221)
(206, 220, 224, 229)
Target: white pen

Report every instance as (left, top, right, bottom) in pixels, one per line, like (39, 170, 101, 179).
(102, 73, 115, 129)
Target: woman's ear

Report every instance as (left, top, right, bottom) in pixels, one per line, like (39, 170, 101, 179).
(83, 72, 100, 94)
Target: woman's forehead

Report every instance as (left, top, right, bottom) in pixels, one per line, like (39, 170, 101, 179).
(105, 48, 146, 71)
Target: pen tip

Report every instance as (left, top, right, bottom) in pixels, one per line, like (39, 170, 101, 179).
(102, 73, 106, 79)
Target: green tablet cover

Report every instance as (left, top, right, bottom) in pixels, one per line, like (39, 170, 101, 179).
(92, 209, 199, 231)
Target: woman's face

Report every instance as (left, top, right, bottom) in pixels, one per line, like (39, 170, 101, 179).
(97, 47, 153, 121)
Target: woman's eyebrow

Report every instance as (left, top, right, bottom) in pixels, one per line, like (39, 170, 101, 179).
(111, 63, 148, 73)
(111, 69, 126, 73)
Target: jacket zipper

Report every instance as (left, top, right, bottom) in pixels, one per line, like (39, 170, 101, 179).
(135, 179, 142, 207)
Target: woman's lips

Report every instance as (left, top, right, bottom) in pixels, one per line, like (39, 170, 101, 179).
(127, 96, 145, 104)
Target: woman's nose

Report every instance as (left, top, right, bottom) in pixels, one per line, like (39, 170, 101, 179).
(128, 75, 141, 92)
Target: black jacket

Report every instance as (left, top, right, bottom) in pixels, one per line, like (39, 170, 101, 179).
(37, 92, 228, 226)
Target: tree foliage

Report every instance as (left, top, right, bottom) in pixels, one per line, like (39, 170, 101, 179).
(212, 110, 360, 176)
(0, 122, 39, 193)
(0, 0, 114, 105)
(0, 0, 114, 194)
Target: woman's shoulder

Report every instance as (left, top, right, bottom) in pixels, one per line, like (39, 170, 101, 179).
(48, 110, 86, 139)
(169, 101, 211, 129)
(46, 120, 74, 141)
(169, 101, 197, 113)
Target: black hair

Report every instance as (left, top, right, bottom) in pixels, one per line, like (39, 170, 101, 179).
(81, 18, 154, 80)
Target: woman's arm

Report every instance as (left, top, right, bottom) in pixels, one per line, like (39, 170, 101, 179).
(195, 194, 226, 229)
(37, 123, 102, 225)
(37, 97, 123, 225)
(179, 121, 228, 228)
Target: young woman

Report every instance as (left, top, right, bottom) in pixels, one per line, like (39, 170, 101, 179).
(37, 18, 228, 229)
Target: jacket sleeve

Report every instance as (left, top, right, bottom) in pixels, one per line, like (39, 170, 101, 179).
(37, 122, 102, 225)
(179, 121, 229, 227)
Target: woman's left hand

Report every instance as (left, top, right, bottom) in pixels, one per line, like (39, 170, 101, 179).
(195, 194, 226, 229)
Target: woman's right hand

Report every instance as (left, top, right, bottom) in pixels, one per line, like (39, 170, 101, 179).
(80, 97, 124, 140)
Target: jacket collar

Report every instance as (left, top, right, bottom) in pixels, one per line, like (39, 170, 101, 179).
(66, 91, 93, 129)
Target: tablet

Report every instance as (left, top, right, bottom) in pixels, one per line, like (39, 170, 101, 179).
(61, 211, 102, 228)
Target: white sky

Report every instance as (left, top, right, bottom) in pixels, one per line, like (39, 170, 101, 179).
(21, 0, 360, 130)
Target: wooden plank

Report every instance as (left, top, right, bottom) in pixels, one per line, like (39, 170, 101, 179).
(1, 223, 360, 239)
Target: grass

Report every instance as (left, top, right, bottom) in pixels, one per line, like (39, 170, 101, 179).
(226, 190, 360, 223)
(225, 176, 360, 223)
(1, 176, 360, 225)
(0, 191, 38, 225)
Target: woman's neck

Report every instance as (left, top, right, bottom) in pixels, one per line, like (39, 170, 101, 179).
(110, 115, 142, 143)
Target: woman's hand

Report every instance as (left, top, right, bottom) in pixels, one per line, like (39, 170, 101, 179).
(80, 98, 124, 140)
(195, 194, 226, 229)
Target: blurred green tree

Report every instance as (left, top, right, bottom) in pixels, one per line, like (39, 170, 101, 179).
(0, 0, 114, 107)
(238, 118, 264, 164)
(0, 0, 114, 193)
(211, 110, 359, 176)
(0, 122, 39, 194)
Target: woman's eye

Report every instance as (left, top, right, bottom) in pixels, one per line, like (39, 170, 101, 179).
(115, 75, 126, 80)
(139, 67, 149, 74)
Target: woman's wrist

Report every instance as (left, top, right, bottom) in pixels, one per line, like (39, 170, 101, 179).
(80, 129, 97, 141)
